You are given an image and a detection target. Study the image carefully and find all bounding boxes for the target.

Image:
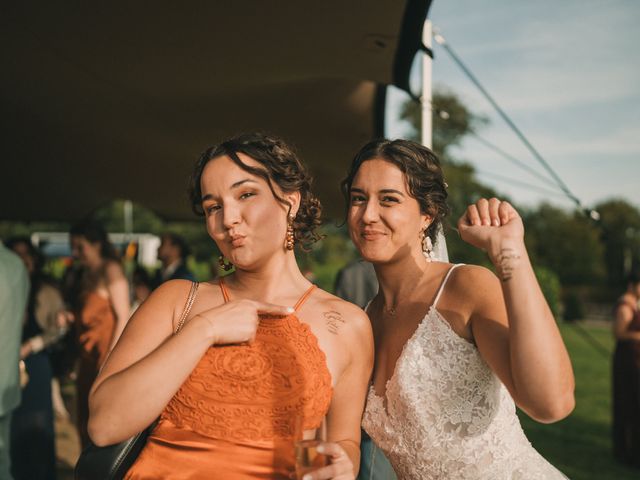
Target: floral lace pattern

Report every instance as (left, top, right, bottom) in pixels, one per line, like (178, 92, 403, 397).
(163, 314, 332, 442)
(362, 305, 567, 479)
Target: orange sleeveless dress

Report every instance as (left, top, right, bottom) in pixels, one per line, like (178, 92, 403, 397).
(76, 291, 116, 448)
(125, 280, 333, 479)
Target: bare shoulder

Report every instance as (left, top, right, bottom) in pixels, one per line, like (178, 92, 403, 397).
(448, 264, 499, 298)
(103, 260, 125, 280)
(306, 288, 372, 339)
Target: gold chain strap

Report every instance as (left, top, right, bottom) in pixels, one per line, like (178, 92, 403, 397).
(174, 281, 199, 334)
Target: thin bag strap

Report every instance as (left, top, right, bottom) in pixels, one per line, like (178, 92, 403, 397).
(432, 264, 463, 309)
(174, 281, 199, 334)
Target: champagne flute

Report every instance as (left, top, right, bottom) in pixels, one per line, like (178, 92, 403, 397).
(295, 416, 329, 479)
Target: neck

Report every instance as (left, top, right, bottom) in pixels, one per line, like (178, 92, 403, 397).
(226, 251, 310, 303)
(85, 257, 104, 272)
(163, 258, 181, 270)
(373, 247, 430, 308)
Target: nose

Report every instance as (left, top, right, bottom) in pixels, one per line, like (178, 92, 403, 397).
(361, 198, 380, 224)
(222, 202, 241, 229)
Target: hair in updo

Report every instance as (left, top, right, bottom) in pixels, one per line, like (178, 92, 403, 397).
(188, 132, 323, 250)
(341, 138, 449, 244)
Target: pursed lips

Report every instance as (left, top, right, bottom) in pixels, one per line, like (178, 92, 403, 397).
(228, 234, 246, 248)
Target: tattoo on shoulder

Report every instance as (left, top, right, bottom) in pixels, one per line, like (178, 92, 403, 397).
(496, 248, 521, 282)
(323, 310, 345, 335)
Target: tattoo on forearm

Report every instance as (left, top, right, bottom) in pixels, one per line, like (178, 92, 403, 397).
(496, 248, 521, 282)
(324, 310, 345, 335)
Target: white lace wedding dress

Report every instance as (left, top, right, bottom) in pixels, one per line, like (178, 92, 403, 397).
(362, 265, 567, 479)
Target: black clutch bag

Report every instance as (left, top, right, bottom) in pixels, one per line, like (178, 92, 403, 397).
(74, 281, 199, 479)
(74, 421, 157, 480)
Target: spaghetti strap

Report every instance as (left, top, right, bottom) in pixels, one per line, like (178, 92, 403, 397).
(294, 285, 317, 311)
(432, 264, 463, 309)
(219, 277, 231, 303)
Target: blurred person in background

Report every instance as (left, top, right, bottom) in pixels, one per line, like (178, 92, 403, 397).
(0, 241, 29, 480)
(152, 233, 195, 288)
(613, 270, 640, 468)
(64, 220, 130, 448)
(5, 237, 67, 480)
(131, 266, 153, 312)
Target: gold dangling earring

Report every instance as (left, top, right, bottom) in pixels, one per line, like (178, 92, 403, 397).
(285, 213, 295, 251)
(422, 227, 433, 262)
(218, 255, 234, 271)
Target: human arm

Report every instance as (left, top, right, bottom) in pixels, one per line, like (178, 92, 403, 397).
(613, 302, 640, 341)
(304, 304, 374, 480)
(88, 280, 293, 446)
(458, 198, 575, 423)
(104, 261, 131, 352)
(20, 284, 67, 359)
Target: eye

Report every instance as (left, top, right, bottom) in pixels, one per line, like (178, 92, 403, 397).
(380, 196, 400, 204)
(350, 194, 366, 205)
(239, 191, 256, 200)
(204, 204, 221, 215)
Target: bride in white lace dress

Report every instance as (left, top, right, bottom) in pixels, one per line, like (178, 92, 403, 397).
(341, 139, 575, 480)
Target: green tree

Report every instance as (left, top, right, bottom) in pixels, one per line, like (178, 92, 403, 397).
(594, 198, 640, 286)
(523, 203, 605, 285)
(400, 89, 487, 159)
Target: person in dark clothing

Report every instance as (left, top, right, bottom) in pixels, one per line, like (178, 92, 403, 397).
(613, 270, 640, 468)
(152, 233, 195, 288)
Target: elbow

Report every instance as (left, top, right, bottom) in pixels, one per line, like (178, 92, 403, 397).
(88, 409, 116, 447)
(87, 417, 110, 447)
(88, 405, 121, 447)
(528, 392, 575, 424)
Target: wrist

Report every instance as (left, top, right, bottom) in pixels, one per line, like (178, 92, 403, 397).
(489, 239, 526, 282)
(488, 237, 525, 264)
(192, 313, 219, 345)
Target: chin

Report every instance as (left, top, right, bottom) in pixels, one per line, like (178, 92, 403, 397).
(358, 246, 391, 265)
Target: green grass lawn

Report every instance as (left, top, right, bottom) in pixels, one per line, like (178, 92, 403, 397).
(518, 323, 639, 479)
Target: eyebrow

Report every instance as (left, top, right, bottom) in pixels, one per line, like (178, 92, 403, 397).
(350, 187, 405, 197)
(201, 179, 259, 202)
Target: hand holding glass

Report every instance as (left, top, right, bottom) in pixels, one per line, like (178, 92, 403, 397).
(295, 417, 329, 479)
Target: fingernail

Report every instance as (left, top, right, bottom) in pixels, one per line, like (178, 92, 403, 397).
(316, 445, 325, 453)
(302, 475, 312, 480)
(286, 307, 294, 313)
(493, 219, 500, 226)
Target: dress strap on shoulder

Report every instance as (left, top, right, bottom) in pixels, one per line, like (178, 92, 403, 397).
(432, 264, 464, 309)
(294, 285, 317, 311)
(219, 277, 231, 303)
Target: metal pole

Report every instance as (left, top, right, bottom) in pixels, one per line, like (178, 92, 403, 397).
(421, 20, 433, 149)
(422, 19, 449, 262)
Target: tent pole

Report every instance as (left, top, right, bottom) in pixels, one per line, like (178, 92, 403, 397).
(421, 19, 433, 149)
(421, 19, 449, 262)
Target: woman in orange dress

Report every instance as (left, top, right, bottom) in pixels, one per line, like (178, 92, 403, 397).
(88, 133, 374, 479)
(65, 220, 131, 448)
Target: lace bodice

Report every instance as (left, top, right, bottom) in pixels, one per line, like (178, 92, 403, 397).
(162, 283, 332, 442)
(362, 265, 567, 479)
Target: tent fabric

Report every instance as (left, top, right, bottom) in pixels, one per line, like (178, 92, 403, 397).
(1, 1, 432, 221)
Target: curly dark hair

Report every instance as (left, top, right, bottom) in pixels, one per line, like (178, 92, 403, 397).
(188, 132, 323, 251)
(341, 138, 449, 245)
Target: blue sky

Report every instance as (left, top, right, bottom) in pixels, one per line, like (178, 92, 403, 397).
(386, 0, 640, 210)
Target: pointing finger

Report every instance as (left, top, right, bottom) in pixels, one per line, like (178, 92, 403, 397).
(254, 301, 295, 317)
